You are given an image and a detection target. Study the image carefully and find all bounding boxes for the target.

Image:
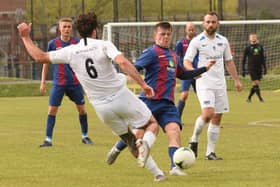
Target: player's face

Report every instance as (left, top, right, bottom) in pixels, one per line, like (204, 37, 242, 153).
(59, 21, 72, 38)
(186, 24, 196, 39)
(203, 14, 219, 36)
(154, 27, 172, 48)
(249, 34, 258, 44)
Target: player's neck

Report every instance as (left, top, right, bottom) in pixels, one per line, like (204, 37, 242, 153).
(60, 35, 70, 42)
(204, 31, 215, 39)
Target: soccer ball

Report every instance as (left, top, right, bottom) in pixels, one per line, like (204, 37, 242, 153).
(173, 147, 196, 169)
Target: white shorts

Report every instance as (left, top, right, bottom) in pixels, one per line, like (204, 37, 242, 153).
(196, 88, 229, 113)
(89, 87, 152, 135)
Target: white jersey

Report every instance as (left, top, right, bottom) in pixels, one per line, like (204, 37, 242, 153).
(184, 32, 232, 90)
(49, 38, 124, 103)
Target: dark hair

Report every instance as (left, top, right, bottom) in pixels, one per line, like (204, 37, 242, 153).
(75, 12, 98, 38)
(154, 21, 172, 32)
(204, 11, 219, 20)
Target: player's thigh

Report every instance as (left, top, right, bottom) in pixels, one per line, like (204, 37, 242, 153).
(180, 79, 192, 92)
(214, 89, 229, 113)
(65, 84, 85, 105)
(49, 85, 65, 106)
(197, 89, 215, 109)
(112, 88, 152, 129)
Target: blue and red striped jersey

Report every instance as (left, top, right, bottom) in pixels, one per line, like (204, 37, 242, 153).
(47, 36, 80, 86)
(175, 38, 198, 68)
(136, 44, 186, 102)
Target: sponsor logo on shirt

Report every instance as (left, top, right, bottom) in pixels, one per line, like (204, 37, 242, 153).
(167, 60, 175, 72)
(204, 100, 210, 105)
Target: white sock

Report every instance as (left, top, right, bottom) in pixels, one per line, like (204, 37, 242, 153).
(206, 123, 220, 156)
(143, 131, 156, 148)
(145, 156, 164, 176)
(190, 116, 207, 142)
(45, 137, 52, 142)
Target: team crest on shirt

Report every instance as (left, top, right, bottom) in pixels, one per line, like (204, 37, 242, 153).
(167, 60, 175, 72)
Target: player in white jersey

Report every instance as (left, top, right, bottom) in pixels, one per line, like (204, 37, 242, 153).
(184, 11, 243, 160)
(17, 12, 166, 182)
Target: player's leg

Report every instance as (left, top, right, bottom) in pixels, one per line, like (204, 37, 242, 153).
(189, 89, 214, 156)
(40, 85, 63, 147)
(67, 84, 93, 144)
(206, 114, 223, 160)
(247, 73, 258, 102)
(253, 79, 264, 102)
(177, 80, 191, 121)
(205, 89, 228, 160)
(163, 122, 186, 176)
(247, 85, 255, 102)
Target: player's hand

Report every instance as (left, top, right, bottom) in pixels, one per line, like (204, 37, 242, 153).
(39, 82, 46, 95)
(142, 84, 154, 99)
(17, 22, 32, 38)
(235, 80, 243, 92)
(205, 60, 216, 71)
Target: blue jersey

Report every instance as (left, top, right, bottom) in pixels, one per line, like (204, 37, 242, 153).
(47, 37, 80, 86)
(136, 44, 186, 102)
(175, 38, 198, 68)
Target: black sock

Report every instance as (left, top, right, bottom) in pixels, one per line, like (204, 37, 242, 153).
(248, 86, 255, 100)
(254, 85, 263, 101)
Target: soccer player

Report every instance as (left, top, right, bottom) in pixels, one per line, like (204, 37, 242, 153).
(184, 11, 243, 160)
(175, 22, 198, 122)
(39, 17, 93, 147)
(18, 12, 166, 182)
(106, 21, 215, 176)
(242, 32, 266, 102)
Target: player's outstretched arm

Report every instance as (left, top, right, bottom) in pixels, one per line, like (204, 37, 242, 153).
(114, 54, 154, 98)
(178, 60, 215, 80)
(17, 22, 51, 64)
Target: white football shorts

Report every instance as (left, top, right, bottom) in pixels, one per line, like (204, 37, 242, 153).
(90, 87, 152, 135)
(196, 88, 229, 113)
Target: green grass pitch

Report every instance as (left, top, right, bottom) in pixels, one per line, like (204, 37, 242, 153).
(0, 91, 279, 187)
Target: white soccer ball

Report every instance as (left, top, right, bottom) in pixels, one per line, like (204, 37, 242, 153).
(173, 147, 196, 169)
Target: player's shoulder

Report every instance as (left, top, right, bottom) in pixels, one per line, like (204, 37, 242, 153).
(142, 45, 155, 54)
(48, 37, 59, 45)
(215, 33, 228, 42)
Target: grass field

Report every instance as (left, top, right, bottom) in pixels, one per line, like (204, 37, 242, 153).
(0, 91, 280, 187)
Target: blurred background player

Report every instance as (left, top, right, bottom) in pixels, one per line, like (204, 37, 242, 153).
(175, 22, 198, 123)
(242, 32, 266, 102)
(106, 21, 215, 176)
(39, 17, 93, 147)
(184, 11, 242, 160)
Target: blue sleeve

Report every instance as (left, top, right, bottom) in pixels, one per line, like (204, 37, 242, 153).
(135, 47, 156, 69)
(47, 40, 55, 52)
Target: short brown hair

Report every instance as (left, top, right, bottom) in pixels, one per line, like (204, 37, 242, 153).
(154, 21, 172, 32)
(58, 17, 73, 24)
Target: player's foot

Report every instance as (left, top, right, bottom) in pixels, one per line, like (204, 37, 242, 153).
(82, 137, 94, 144)
(39, 140, 52, 147)
(136, 139, 150, 168)
(246, 98, 251, 103)
(260, 98, 264, 102)
(205, 152, 223, 160)
(154, 174, 166, 182)
(106, 146, 120, 165)
(169, 166, 187, 176)
(189, 142, 198, 158)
